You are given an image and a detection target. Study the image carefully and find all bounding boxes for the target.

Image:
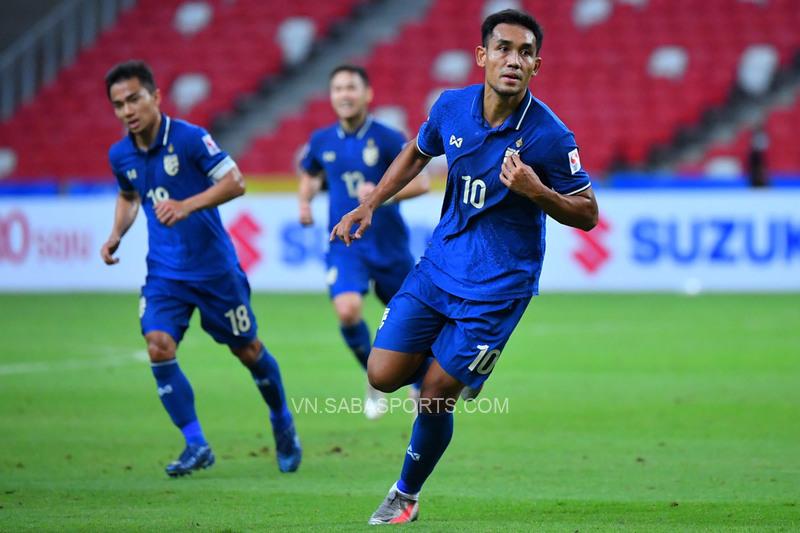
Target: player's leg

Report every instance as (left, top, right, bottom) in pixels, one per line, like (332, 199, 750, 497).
(368, 359, 461, 525)
(327, 247, 389, 417)
(230, 338, 301, 472)
(327, 247, 372, 370)
(140, 278, 213, 477)
(366, 347, 430, 393)
(369, 288, 532, 523)
(372, 254, 424, 402)
(194, 267, 301, 472)
(368, 266, 445, 395)
(333, 289, 386, 419)
(332, 291, 370, 369)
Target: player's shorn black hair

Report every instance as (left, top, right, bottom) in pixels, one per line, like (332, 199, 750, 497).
(481, 9, 544, 54)
(105, 60, 157, 99)
(329, 64, 370, 86)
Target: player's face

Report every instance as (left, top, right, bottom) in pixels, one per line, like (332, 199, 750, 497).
(476, 23, 542, 97)
(109, 77, 161, 135)
(329, 71, 372, 121)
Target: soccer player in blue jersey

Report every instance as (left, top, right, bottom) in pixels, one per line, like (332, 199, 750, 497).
(100, 60, 301, 477)
(298, 65, 429, 419)
(331, 10, 599, 524)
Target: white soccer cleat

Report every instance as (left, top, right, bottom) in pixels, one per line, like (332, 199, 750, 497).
(368, 484, 419, 525)
(365, 383, 387, 420)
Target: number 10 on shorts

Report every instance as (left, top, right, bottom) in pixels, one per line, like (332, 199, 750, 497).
(468, 344, 501, 375)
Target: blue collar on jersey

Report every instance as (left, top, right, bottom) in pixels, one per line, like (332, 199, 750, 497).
(470, 87, 533, 132)
(128, 113, 172, 152)
(335, 115, 373, 139)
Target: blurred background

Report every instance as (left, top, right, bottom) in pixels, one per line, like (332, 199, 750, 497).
(0, 0, 798, 292)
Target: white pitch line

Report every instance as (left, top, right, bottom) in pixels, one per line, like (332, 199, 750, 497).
(0, 350, 148, 376)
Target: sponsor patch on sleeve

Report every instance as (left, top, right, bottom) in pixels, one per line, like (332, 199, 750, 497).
(568, 148, 581, 175)
(202, 134, 221, 156)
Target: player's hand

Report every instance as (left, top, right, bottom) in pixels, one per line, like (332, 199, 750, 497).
(100, 236, 121, 265)
(357, 181, 376, 204)
(500, 153, 546, 200)
(155, 199, 189, 227)
(330, 204, 374, 246)
(299, 202, 314, 226)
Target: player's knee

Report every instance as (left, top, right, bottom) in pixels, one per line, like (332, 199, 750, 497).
(367, 365, 401, 394)
(230, 340, 262, 367)
(333, 297, 362, 326)
(146, 335, 176, 363)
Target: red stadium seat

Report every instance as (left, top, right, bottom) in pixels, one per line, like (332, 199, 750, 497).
(0, 0, 362, 181)
(239, 0, 798, 175)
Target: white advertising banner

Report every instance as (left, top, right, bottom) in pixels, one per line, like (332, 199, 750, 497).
(0, 191, 798, 292)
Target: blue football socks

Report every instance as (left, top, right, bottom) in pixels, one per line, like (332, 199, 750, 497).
(397, 410, 454, 495)
(340, 320, 371, 370)
(151, 359, 207, 446)
(250, 345, 292, 432)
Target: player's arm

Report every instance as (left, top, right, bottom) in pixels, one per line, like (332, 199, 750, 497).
(298, 171, 323, 226)
(332, 141, 431, 245)
(500, 153, 598, 231)
(101, 190, 140, 265)
(389, 169, 430, 202)
(358, 170, 430, 205)
(155, 166, 245, 227)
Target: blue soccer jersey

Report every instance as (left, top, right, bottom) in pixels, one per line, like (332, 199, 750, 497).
(300, 117, 411, 266)
(109, 115, 240, 281)
(415, 85, 592, 300)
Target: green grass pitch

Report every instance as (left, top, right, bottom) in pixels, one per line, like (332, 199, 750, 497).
(0, 293, 798, 531)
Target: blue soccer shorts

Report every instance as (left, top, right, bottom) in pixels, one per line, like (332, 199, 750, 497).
(373, 266, 530, 389)
(139, 266, 258, 348)
(326, 244, 414, 305)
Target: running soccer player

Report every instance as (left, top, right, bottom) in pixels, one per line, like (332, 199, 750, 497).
(331, 10, 598, 524)
(100, 60, 301, 477)
(298, 65, 429, 419)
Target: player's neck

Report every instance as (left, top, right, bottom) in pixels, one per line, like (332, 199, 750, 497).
(133, 113, 162, 151)
(339, 111, 368, 134)
(482, 86, 526, 128)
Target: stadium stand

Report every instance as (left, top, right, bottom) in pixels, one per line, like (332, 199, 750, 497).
(0, 0, 797, 182)
(238, 0, 800, 176)
(678, 95, 800, 179)
(0, 0, 361, 181)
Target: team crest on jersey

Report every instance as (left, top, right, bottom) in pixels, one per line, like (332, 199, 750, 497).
(362, 139, 379, 167)
(163, 154, 179, 176)
(323, 150, 336, 162)
(126, 169, 137, 180)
